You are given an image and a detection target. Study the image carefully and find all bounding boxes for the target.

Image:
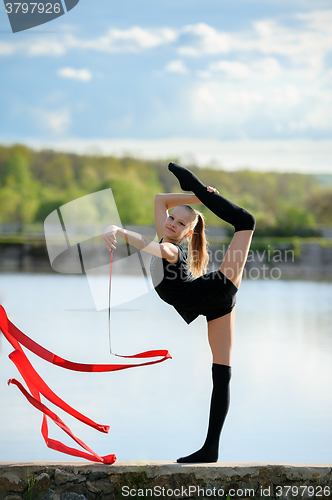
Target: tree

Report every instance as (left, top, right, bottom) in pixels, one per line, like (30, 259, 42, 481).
(1, 149, 32, 187)
(43, 155, 74, 189)
(309, 189, 332, 226)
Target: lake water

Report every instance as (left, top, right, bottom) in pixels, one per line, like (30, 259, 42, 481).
(0, 273, 331, 464)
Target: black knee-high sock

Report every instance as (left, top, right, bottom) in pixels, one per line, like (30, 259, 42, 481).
(177, 364, 231, 464)
(168, 162, 255, 232)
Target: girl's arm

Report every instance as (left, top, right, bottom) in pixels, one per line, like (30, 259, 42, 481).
(155, 193, 202, 240)
(102, 225, 179, 262)
(156, 193, 202, 209)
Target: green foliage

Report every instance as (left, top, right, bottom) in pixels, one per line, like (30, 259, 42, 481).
(34, 199, 65, 222)
(0, 186, 22, 223)
(2, 150, 31, 186)
(43, 154, 74, 188)
(27, 469, 36, 500)
(308, 188, 332, 225)
(0, 147, 40, 223)
(0, 144, 331, 235)
(99, 165, 162, 225)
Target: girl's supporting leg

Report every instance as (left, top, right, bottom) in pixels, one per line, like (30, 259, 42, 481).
(177, 231, 252, 464)
(208, 309, 235, 366)
(177, 312, 234, 464)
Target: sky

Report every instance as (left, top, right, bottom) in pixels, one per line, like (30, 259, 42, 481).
(1, 0, 332, 172)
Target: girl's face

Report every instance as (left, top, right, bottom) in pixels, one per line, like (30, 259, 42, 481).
(163, 206, 195, 242)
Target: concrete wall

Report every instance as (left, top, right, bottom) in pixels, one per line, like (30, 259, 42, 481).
(0, 462, 331, 500)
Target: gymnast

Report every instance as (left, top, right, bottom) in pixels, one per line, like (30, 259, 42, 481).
(102, 162, 255, 463)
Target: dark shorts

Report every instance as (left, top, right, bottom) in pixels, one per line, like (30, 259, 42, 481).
(173, 269, 238, 324)
(200, 269, 238, 322)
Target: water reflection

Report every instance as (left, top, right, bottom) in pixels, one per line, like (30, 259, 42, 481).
(0, 274, 331, 463)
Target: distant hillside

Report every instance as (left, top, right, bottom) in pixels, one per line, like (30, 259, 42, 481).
(0, 144, 331, 236)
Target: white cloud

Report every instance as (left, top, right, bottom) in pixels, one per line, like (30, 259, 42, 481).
(164, 60, 188, 74)
(193, 82, 264, 109)
(185, 79, 314, 136)
(178, 23, 231, 56)
(175, 13, 332, 136)
(305, 106, 332, 129)
(0, 41, 16, 56)
(0, 33, 75, 57)
(248, 19, 326, 76)
(0, 27, 177, 57)
(271, 85, 301, 107)
(58, 67, 92, 81)
(227, 89, 264, 106)
(207, 57, 282, 81)
(33, 109, 71, 135)
(290, 104, 332, 131)
(2, 11, 332, 140)
(26, 38, 70, 57)
(296, 9, 332, 33)
(284, 86, 332, 131)
(253, 57, 283, 80)
(1, 11, 331, 70)
(177, 12, 332, 79)
(72, 26, 177, 54)
(197, 70, 212, 79)
(188, 80, 265, 131)
(208, 61, 251, 79)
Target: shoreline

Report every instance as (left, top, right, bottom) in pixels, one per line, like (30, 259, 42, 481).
(1, 462, 331, 500)
(1, 239, 332, 279)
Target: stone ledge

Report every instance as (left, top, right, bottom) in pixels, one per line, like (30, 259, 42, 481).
(1, 462, 331, 500)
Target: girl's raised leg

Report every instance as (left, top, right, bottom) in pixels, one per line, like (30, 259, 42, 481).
(219, 229, 254, 289)
(168, 162, 256, 233)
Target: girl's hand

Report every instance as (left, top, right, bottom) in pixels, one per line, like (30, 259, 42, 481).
(207, 186, 219, 194)
(102, 225, 118, 251)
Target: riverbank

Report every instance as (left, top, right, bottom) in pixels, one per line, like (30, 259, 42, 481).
(1, 237, 332, 279)
(0, 462, 331, 500)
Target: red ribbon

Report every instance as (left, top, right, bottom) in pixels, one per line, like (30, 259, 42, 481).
(0, 305, 171, 464)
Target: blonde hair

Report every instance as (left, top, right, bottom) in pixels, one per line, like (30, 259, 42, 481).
(180, 205, 209, 277)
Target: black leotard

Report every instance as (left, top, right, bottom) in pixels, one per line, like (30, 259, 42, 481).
(150, 243, 238, 324)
